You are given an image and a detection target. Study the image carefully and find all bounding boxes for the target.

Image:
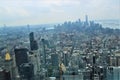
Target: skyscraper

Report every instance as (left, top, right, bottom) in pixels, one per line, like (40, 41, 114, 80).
(85, 15, 89, 26)
(85, 15, 88, 23)
(4, 51, 12, 80)
(19, 63, 34, 80)
(29, 32, 38, 50)
(29, 32, 34, 42)
(14, 48, 28, 72)
(51, 53, 59, 66)
(41, 39, 46, 67)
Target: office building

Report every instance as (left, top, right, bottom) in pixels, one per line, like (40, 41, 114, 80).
(19, 63, 34, 80)
(14, 48, 29, 72)
(51, 53, 59, 66)
(29, 32, 38, 50)
(107, 67, 120, 80)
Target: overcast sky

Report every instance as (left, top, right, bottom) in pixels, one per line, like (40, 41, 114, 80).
(0, 0, 120, 26)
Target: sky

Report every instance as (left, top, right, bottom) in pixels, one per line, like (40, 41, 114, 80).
(0, 0, 120, 26)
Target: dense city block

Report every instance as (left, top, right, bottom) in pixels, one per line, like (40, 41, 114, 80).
(0, 16, 120, 80)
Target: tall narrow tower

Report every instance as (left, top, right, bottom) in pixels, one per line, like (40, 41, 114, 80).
(86, 15, 88, 23)
(27, 24, 30, 33)
(29, 32, 38, 50)
(29, 32, 40, 76)
(4, 51, 12, 80)
(85, 15, 89, 26)
(41, 39, 46, 67)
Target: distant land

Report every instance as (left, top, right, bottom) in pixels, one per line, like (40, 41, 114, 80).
(95, 19, 120, 29)
(0, 19, 120, 29)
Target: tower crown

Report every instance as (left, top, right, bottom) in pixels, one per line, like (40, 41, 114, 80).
(5, 52, 11, 61)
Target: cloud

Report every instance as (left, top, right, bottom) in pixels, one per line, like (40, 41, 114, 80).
(0, 0, 119, 26)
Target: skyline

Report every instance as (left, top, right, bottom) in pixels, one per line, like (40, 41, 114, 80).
(0, 0, 120, 26)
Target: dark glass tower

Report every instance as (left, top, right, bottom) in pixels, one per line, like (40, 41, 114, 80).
(29, 32, 38, 50)
(14, 48, 28, 72)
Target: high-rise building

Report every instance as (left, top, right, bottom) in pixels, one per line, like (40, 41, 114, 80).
(29, 32, 34, 42)
(14, 48, 29, 72)
(29, 50, 40, 76)
(107, 67, 120, 80)
(29, 32, 40, 76)
(85, 15, 88, 24)
(110, 57, 116, 66)
(0, 68, 5, 80)
(93, 55, 96, 64)
(51, 53, 59, 66)
(19, 63, 34, 80)
(63, 53, 69, 66)
(4, 51, 13, 80)
(29, 32, 38, 50)
(115, 53, 120, 66)
(4, 71, 11, 80)
(0, 67, 12, 80)
(41, 39, 46, 67)
(85, 15, 89, 26)
(83, 70, 92, 80)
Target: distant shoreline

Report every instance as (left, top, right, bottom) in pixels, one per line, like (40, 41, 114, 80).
(95, 19, 120, 29)
(0, 19, 120, 29)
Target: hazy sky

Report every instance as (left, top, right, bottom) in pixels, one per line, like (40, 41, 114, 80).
(0, 0, 120, 26)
